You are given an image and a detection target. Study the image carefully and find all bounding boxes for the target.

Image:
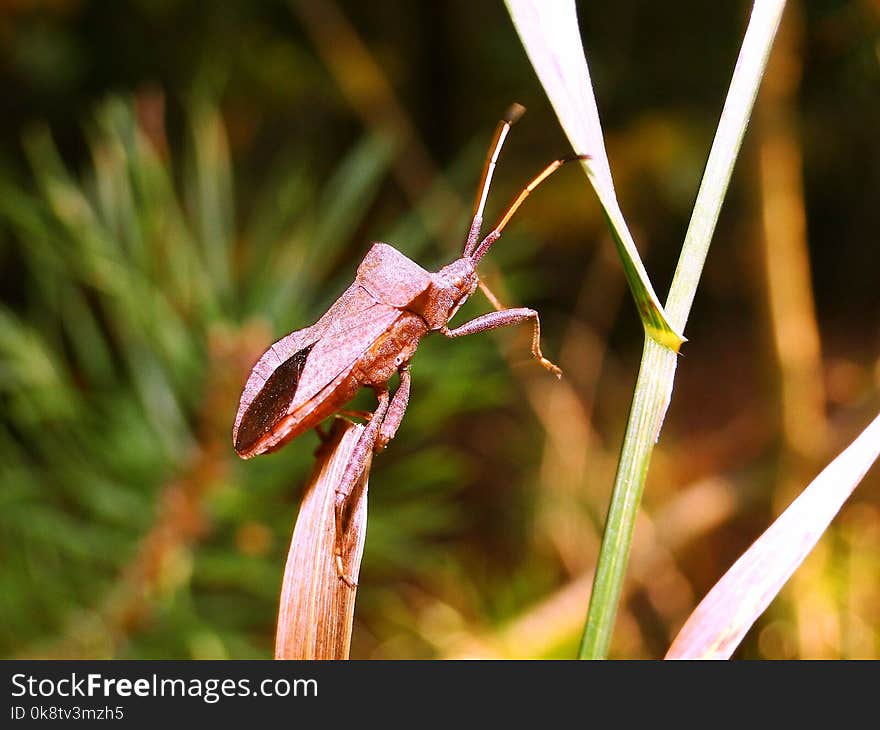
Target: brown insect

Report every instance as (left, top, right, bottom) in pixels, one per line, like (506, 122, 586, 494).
(233, 104, 585, 582)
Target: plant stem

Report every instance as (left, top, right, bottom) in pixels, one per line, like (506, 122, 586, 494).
(579, 0, 786, 659)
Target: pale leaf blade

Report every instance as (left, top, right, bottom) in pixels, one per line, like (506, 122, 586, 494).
(666, 411, 880, 659)
(505, 0, 684, 351)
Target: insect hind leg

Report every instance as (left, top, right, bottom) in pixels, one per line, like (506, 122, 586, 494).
(333, 388, 390, 587)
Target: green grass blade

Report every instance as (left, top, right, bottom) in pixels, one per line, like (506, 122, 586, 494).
(263, 132, 394, 322)
(186, 98, 235, 307)
(580, 0, 786, 658)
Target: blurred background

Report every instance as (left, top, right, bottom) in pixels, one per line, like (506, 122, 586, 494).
(1, 0, 878, 659)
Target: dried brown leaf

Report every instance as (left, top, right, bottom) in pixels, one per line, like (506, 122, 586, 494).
(275, 419, 370, 660)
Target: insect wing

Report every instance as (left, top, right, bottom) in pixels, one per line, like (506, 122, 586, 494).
(234, 281, 369, 441)
(290, 297, 401, 412)
(233, 342, 316, 455)
(233, 284, 401, 456)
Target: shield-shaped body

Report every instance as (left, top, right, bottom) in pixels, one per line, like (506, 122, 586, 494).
(233, 243, 433, 457)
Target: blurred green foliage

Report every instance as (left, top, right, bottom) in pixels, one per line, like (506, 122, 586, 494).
(0, 93, 520, 658)
(1, 1, 878, 659)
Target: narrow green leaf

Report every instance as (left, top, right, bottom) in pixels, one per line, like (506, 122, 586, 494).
(579, 0, 786, 658)
(186, 99, 235, 305)
(308, 132, 396, 268)
(58, 284, 115, 384)
(265, 132, 395, 321)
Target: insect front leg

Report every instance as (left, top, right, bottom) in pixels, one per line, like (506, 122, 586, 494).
(334, 388, 390, 587)
(441, 308, 562, 378)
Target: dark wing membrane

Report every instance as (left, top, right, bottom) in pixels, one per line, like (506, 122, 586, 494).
(232, 288, 403, 457)
(234, 343, 315, 454)
(232, 281, 369, 445)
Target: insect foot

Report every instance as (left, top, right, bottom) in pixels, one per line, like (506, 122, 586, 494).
(373, 433, 391, 452)
(539, 357, 563, 379)
(335, 552, 358, 589)
(334, 488, 360, 589)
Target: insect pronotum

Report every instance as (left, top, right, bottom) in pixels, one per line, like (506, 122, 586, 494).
(233, 104, 587, 583)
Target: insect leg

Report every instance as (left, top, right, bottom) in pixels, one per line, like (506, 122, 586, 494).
(442, 308, 562, 378)
(333, 388, 390, 587)
(337, 408, 375, 421)
(314, 407, 377, 449)
(313, 422, 329, 443)
(375, 366, 411, 452)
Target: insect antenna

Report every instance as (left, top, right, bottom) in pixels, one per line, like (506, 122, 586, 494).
(470, 153, 590, 265)
(463, 103, 526, 257)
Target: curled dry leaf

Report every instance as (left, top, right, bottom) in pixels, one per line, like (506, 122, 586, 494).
(275, 419, 370, 660)
(666, 411, 880, 659)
